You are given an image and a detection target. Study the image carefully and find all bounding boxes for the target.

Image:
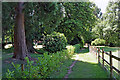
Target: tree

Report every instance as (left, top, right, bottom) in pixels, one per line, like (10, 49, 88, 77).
(56, 2, 97, 44)
(103, 0, 120, 46)
(2, 3, 15, 49)
(13, 2, 29, 60)
(2, 2, 64, 54)
(93, 0, 120, 46)
(24, 2, 64, 53)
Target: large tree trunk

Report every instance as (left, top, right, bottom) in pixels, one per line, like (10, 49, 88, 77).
(13, 2, 29, 60)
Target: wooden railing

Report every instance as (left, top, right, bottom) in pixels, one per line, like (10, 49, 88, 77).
(97, 48, 120, 79)
(89, 46, 120, 79)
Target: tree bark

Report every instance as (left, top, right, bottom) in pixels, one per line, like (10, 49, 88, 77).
(26, 40, 35, 53)
(13, 2, 29, 60)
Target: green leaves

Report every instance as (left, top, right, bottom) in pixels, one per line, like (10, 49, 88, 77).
(6, 69, 14, 78)
(43, 32, 67, 53)
(5, 48, 74, 78)
(93, 0, 120, 46)
(56, 2, 97, 44)
(91, 38, 106, 46)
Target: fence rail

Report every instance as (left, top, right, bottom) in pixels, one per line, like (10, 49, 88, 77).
(89, 46, 120, 79)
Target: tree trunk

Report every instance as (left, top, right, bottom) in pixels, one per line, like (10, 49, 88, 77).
(26, 40, 35, 53)
(13, 2, 29, 60)
(26, 39, 43, 54)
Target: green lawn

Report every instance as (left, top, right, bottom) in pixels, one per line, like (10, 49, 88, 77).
(50, 48, 109, 78)
(98, 46, 120, 79)
(68, 48, 108, 78)
(99, 46, 119, 52)
(68, 61, 108, 78)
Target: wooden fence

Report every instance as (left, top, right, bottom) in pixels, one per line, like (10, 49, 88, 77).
(89, 46, 120, 79)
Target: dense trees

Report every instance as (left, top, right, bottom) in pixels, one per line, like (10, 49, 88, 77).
(92, 0, 120, 46)
(3, 1, 118, 60)
(56, 2, 97, 44)
(2, 3, 15, 48)
(2, 2, 65, 59)
(24, 3, 64, 53)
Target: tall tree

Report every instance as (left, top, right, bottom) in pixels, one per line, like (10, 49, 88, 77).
(56, 2, 97, 44)
(13, 2, 29, 60)
(93, 0, 120, 46)
(24, 2, 64, 53)
(2, 2, 64, 54)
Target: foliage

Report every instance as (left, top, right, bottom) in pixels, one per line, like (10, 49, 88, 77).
(56, 2, 97, 44)
(2, 2, 64, 52)
(5, 48, 73, 79)
(66, 45, 75, 58)
(50, 59, 74, 78)
(73, 44, 83, 53)
(2, 3, 16, 44)
(91, 38, 106, 46)
(24, 3, 64, 41)
(2, 2, 98, 51)
(43, 32, 67, 53)
(92, 20, 105, 39)
(93, 0, 120, 47)
(103, 0, 120, 46)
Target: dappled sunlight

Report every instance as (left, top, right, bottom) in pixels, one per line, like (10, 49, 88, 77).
(33, 45, 43, 49)
(94, 46, 105, 47)
(71, 52, 98, 64)
(4, 44, 13, 49)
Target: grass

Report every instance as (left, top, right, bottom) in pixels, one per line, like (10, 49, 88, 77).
(98, 46, 120, 79)
(49, 59, 74, 78)
(99, 46, 119, 52)
(68, 48, 108, 78)
(68, 61, 108, 78)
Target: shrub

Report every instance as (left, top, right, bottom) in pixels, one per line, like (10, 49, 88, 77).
(91, 38, 106, 46)
(5, 49, 72, 79)
(66, 45, 75, 58)
(73, 44, 83, 53)
(43, 32, 67, 53)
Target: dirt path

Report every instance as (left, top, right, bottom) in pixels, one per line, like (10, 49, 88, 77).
(63, 49, 108, 78)
(64, 60, 77, 78)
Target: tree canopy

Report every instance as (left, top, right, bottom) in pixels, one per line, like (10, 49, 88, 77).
(92, 0, 120, 46)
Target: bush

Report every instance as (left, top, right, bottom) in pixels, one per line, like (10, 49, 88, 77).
(43, 32, 67, 53)
(91, 38, 106, 46)
(66, 45, 75, 58)
(73, 44, 83, 53)
(5, 49, 71, 79)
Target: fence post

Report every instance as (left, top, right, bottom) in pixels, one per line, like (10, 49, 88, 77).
(110, 51, 112, 78)
(102, 49, 104, 67)
(98, 48, 100, 64)
(96, 47, 97, 58)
